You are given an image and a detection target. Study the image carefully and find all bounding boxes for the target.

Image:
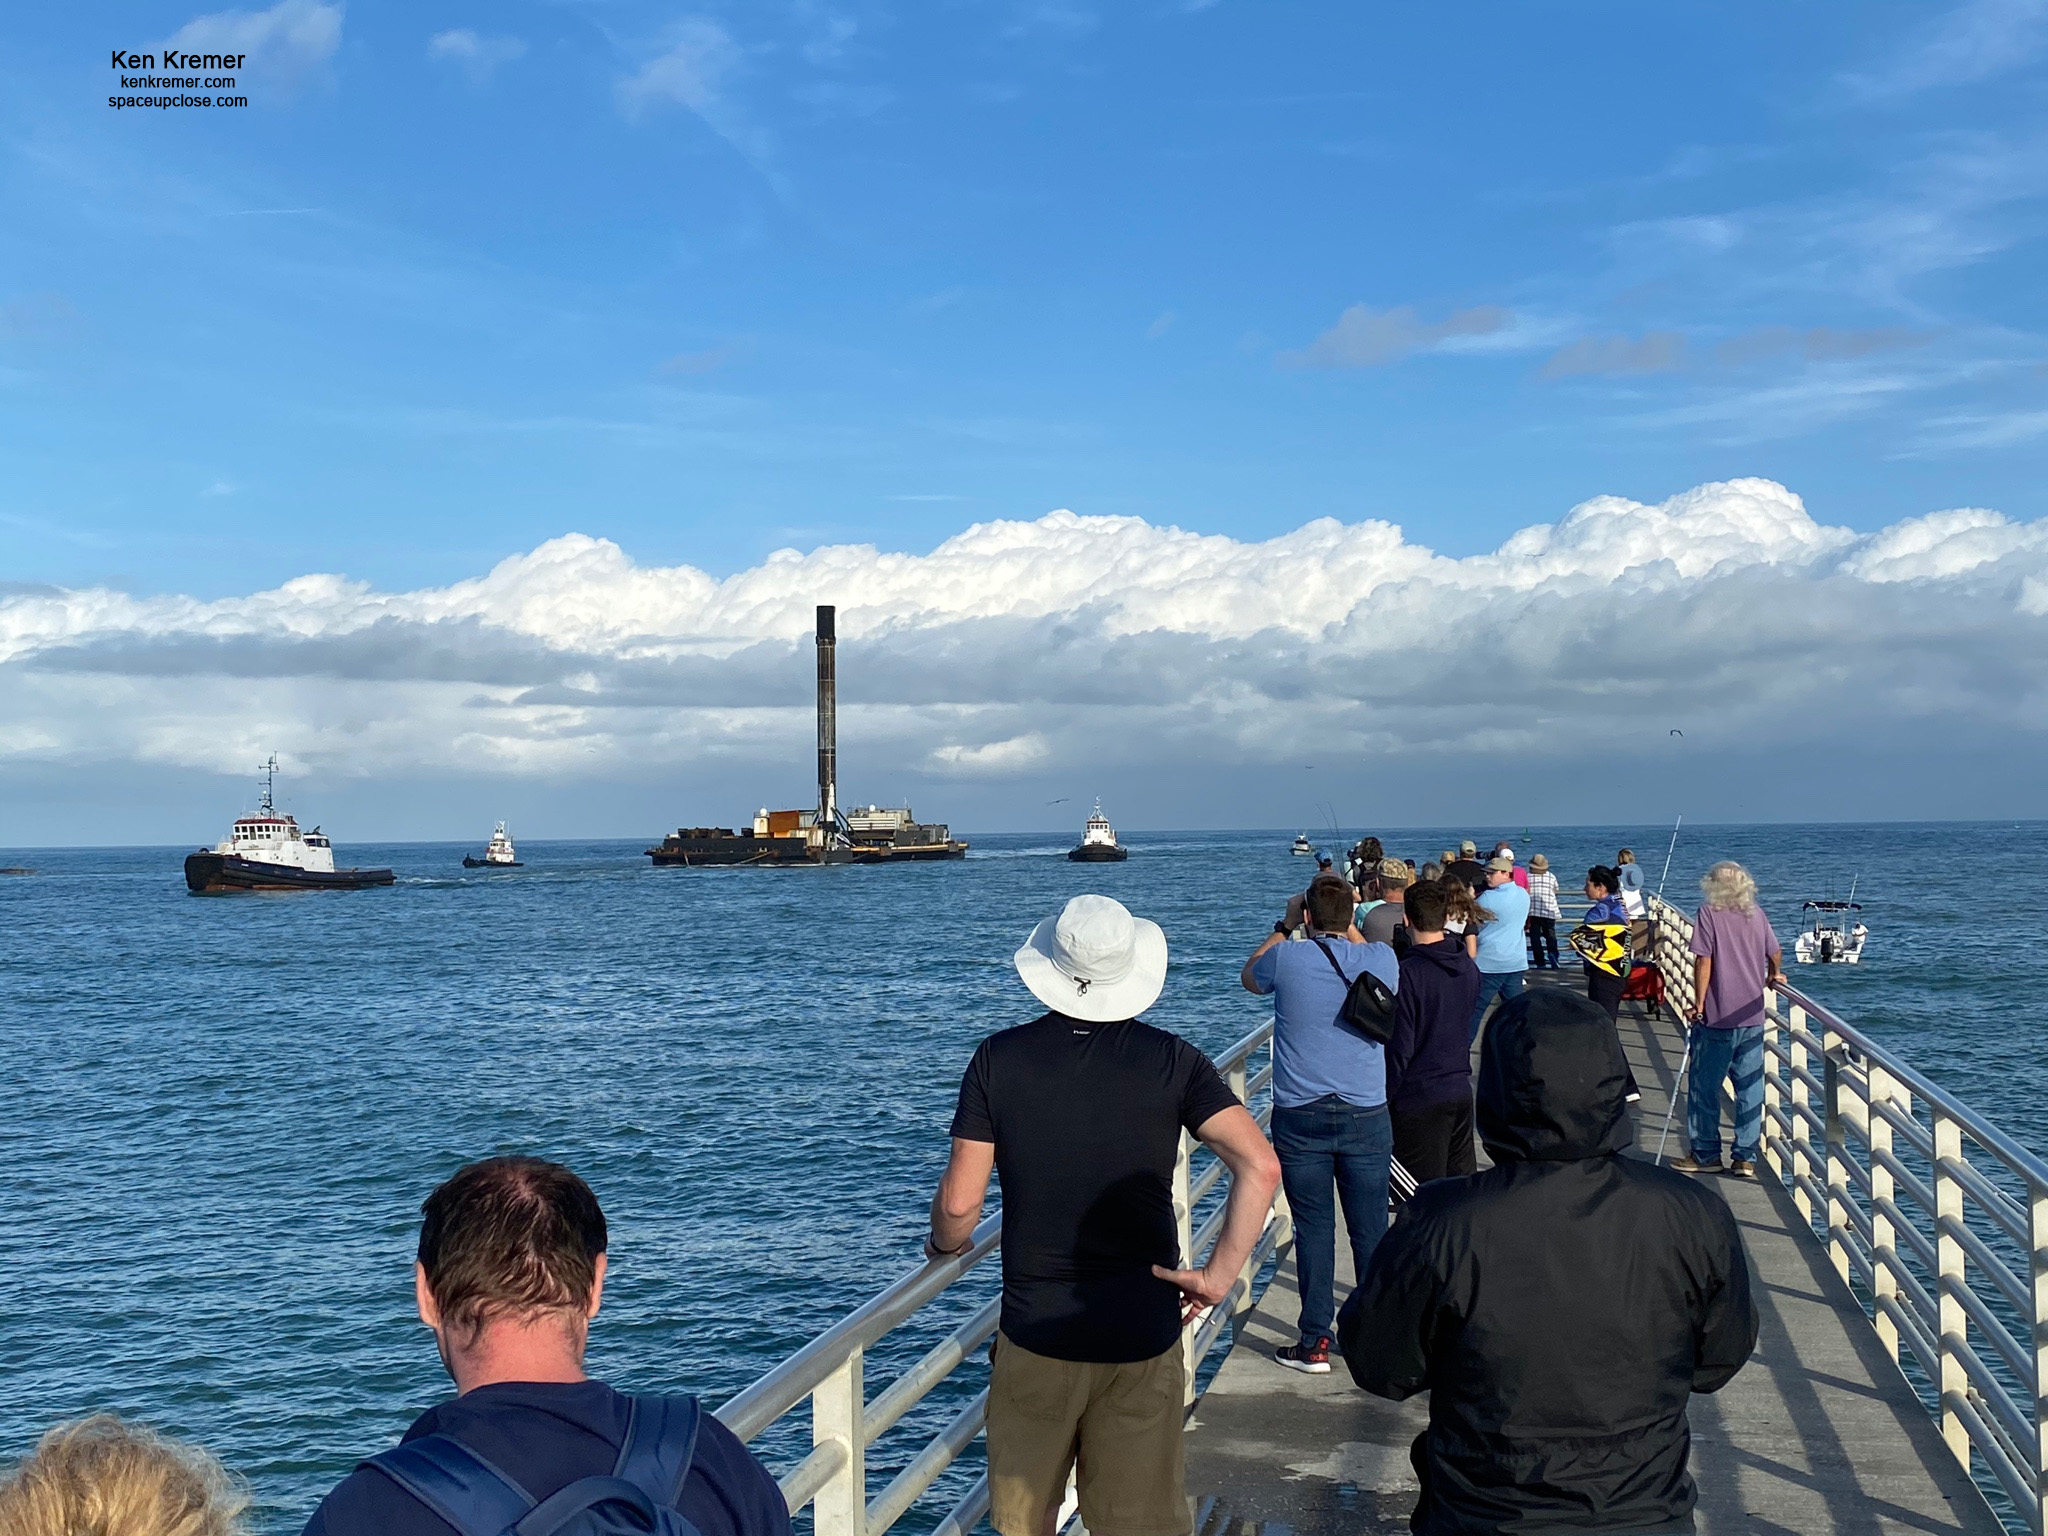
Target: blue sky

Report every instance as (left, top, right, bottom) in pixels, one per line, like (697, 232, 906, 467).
(6, 1, 2044, 596)
(3, 1, 2047, 840)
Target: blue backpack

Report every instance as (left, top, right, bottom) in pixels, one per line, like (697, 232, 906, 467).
(365, 1395, 708, 1536)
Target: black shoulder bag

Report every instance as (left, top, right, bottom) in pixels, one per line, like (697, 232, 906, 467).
(1311, 937, 1397, 1045)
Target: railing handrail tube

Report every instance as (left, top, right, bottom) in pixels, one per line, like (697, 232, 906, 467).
(1767, 975, 2048, 1196)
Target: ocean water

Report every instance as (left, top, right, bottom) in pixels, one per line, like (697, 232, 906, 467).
(1, 820, 2042, 1531)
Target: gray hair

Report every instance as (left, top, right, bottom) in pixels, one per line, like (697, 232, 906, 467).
(1700, 860, 1757, 913)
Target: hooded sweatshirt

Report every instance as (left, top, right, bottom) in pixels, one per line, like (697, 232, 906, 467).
(1386, 937, 1481, 1113)
(1337, 990, 1757, 1536)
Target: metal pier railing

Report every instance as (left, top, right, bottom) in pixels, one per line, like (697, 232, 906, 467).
(713, 1019, 1289, 1536)
(1646, 893, 2048, 1533)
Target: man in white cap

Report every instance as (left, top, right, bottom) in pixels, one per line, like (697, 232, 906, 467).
(925, 895, 1281, 1536)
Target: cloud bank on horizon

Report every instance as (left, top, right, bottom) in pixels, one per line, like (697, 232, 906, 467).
(3, 478, 2045, 813)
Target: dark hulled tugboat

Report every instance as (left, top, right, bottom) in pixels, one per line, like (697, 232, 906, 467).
(463, 823, 522, 868)
(1067, 800, 1129, 862)
(184, 756, 395, 893)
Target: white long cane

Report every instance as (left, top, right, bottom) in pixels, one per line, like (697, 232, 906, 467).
(1654, 1019, 1694, 1165)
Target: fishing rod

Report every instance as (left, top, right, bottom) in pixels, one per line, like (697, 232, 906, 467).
(1656, 815, 1683, 896)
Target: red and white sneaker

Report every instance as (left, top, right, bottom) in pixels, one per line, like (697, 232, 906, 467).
(1275, 1334, 1333, 1374)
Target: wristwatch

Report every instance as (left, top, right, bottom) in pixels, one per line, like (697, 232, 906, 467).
(1274, 920, 1291, 937)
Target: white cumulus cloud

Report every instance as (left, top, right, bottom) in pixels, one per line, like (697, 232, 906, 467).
(3, 478, 2046, 826)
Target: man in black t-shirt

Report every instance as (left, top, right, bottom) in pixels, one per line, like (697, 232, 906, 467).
(928, 895, 1281, 1536)
(302, 1157, 788, 1536)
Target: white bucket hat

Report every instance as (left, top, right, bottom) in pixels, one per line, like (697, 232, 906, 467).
(1014, 894, 1168, 1023)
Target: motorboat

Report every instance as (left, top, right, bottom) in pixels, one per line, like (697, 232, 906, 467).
(1068, 800, 1129, 863)
(464, 822, 521, 868)
(1795, 900, 1867, 965)
(184, 756, 394, 893)
(1291, 833, 1314, 856)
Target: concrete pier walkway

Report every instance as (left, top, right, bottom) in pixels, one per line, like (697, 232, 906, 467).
(1184, 970, 2005, 1535)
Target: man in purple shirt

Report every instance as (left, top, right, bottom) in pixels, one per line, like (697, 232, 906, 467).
(1672, 861, 1784, 1178)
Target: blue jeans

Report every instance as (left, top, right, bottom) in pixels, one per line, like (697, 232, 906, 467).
(1688, 1024, 1765, 1162)
(1469, 970, 1526, 1041)
(1271, 1095, 1392, 1344)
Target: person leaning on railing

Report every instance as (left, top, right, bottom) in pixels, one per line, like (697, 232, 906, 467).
(926, 894, 1281, 1536)
(0, 1414, 248, 1536)
(1670, 861, 1784, 1180)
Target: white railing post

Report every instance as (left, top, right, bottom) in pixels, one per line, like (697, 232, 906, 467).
(1762, 992, 1785, 1183)
(1868, 1063, 1900, 1366)
(1824, 1028, 1850, 1286)
(1175, 1129, 1197, 1403)
(1934, 1112, 1971, 1472)
(1789, 1004, 1814, 1227)
(2029, 1177, 2048, 1536)
(1267, 1036, 1294, 1251)
(1225, 1056, 1261, 1336)
(813, 1349, 866, 1536)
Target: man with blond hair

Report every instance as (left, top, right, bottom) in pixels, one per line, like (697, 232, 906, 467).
(302, 1155, 788, 1536)
(1672, 862, 1784, 1179)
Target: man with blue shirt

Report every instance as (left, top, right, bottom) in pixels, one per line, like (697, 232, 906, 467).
(1470, 855, 1532, 1040)
(1242, 873, 1400, 1375)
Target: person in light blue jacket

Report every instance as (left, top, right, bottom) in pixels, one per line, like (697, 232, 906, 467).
(1469, 857, 1531, 1040)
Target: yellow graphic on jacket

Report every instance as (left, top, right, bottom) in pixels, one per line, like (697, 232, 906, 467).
(1569, 922, 1630, 976)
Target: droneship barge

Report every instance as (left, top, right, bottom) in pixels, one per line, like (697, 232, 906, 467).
(646, 606, 968, 868)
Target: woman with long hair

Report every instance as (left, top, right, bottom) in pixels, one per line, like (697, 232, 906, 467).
(1439, 878, 1492, 962)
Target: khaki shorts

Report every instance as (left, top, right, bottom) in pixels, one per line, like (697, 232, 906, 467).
(986, 1331, 1191, 1536)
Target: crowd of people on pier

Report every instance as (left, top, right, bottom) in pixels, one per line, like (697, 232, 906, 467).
(1, 838, 1789, 1536)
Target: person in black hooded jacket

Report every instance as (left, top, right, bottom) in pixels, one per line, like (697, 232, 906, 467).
(1337, 988, 1757, 1536)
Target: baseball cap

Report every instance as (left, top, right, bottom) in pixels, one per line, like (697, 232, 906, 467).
(1377, 857, 1411, 884)
(1459, 839, 1477, 857)
(1487, 855, 1515, 873)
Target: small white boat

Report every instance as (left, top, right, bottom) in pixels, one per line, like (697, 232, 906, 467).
(1795, 886, 1867, 965)
(1291, 833, 1314, 856)
(464, 822, 521, 868)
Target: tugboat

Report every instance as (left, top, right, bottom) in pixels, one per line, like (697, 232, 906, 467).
(1068, 800, 1129, 863)
(463, 823, 521, 868)
(183, 756, 395, 893)
(1795, 895, 1867, 965)
(1291, 833, 1314, 856)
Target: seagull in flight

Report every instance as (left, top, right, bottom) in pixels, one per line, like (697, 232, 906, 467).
(1046, 797, 1070, 806)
